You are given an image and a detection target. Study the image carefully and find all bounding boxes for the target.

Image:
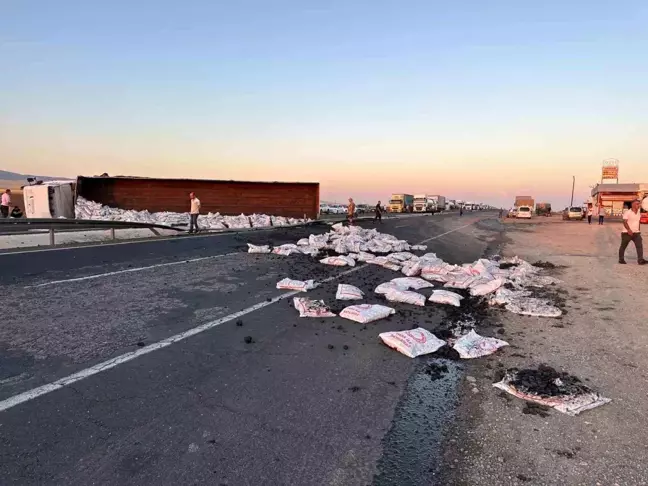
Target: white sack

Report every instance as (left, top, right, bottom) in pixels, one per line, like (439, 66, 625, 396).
(336, 284, 364, 300)
(384, 288, 426, 307)
(276, 278, 317, 292)
(340, 304, 396, 324)
(293, 297, 336, 317)
(320, 256, 356, 267)
(247, 244, 271, 254)
(379, 328, 446, 358)
(469, 278, 504, 296)
(428, 290, 464, 307)
(375, 282, 407, 295)
(453, 330, 509, 359)
(391, 277, 434, 290)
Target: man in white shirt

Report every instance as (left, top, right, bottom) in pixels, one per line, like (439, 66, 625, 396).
(619, 200, 645, 265)
(189, 192, 201, 234)
(1, 189, 11, 218)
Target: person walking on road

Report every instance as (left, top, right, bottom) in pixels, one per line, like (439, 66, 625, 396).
(459, 206, 464, 217)
(596, 204, 605, 225)
(1, 189, 11, 218)
(587, 205, 593, 225)
(619, 200, 646, 265)
(374, 201, 383, 223)
(189, 192, 201, 234)
(499, 208, 504, 218)
(347, 198, 356, 225)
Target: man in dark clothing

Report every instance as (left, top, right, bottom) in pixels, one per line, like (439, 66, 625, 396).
(459, 206, 464, 217)
(374, 201, 382, 222)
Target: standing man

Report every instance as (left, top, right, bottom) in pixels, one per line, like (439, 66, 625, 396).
(1, 189, 11, 218)
(499, 208, 504, 218)
(374, 200, 382, 223)
(596, 204, 605, 225)
(347, 198, 356, 225)
(587, 205, 593, 225)
(619, 200, 646, 265)
(189, 192, 201, 234)
(459, 206, 464, 217)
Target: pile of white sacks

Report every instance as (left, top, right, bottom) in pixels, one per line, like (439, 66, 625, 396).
(253, 223, 563, 318)
(75, 196, 308, 230)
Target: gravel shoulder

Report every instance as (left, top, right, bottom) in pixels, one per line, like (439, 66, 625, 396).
(442, 218, 648, 485)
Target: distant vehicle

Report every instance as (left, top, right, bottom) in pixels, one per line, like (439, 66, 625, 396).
(517, 206, 532, 219)
(536, 202, 552, 217)
(508, 208, 518, 218)
(640, 198, 648, 224)
(564, 207, 584, 221)
(389, 194, 414, 213)
(356, 204, 370, 214)
(319, 203, 331, 215)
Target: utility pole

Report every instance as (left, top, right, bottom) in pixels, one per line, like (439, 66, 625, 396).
(570, 176, 575, 206)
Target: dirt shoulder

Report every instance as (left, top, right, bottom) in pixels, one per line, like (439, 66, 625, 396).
(442, 218, 648, 485)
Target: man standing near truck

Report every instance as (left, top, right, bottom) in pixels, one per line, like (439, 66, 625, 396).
(189, 192, 201, 234)
(619, 200, 646, 265)
(347, 198, 356, 225)
(1, 189, 11, 218)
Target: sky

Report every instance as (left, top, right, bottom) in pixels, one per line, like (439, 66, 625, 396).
(1, 0, 647, 207)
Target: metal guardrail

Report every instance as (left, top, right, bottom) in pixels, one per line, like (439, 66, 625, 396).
(0, 218, 184, 246)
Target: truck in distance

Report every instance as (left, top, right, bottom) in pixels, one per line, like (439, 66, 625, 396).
(389, 194, 414, 213)
(413, 194, 440, 213)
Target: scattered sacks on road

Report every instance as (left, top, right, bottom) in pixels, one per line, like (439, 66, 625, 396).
(452, 330, 509, 359)
(293, 297, 336, 318)
(379, 328, 446, 358)
(493, 364, 611, 416)
(247, 244, 271, 254)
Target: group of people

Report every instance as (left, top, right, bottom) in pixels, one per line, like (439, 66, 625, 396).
(586, 205, 606, 225)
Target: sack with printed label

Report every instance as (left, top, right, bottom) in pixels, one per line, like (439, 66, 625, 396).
(453, 330, 509, 358)
(276, 278, 318, 292)
(336, 284, 364, 300)
(391, 277, 434, 290)
(272, 244, 301, 256)
(320, 256, 356, 267)
(401, 261, 422, 277)
(379, 328, 446, 358)
(340, 304, 396, 324)
(384, 288, 426, 307)
(428, 290, 464, 307)
(375, 282, 407, 294)
(469, 278, 504, 296)
(293, 297, 336, 317)
(443, 273, 478, 289)
(247, 244, 271, 254)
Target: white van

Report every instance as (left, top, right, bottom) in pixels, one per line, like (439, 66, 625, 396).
(517, 206, 532, 219)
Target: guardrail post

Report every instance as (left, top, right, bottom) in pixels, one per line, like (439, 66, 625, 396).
(49, 229, 55, 246)
(110, 227, 116, 240)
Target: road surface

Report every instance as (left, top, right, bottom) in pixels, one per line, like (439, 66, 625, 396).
(0, 211, 501, 485)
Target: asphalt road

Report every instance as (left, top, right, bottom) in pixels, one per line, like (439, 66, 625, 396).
(0, 211, 501, 485)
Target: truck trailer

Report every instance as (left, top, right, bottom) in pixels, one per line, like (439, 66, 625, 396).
(389, 194, 414, 213)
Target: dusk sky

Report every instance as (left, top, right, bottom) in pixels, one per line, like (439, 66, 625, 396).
(2, 0, 647, 207)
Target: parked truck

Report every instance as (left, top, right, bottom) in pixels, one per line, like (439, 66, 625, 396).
(389, 194, 414, 213)
(413, 194, 444, 213)
(428, 195, 446, 213)
(514, 196, 535, 211)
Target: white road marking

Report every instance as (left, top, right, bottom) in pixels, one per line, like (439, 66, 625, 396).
(25, 252, 240, 288)
(0, 218, 479, 413)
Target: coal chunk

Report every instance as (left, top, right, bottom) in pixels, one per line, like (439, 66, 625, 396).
(244, 336, 254, 344)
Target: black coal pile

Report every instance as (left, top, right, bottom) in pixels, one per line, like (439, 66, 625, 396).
(510, 364, 590, 397)
(532, 261, 558, 269)
(423, 362, 449, 380)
